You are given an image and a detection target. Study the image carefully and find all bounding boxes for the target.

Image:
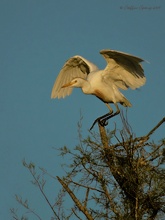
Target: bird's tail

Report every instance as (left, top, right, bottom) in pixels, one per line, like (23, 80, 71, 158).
(120, 96, 132, 107)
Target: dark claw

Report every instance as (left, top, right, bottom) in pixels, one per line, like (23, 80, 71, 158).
(90, 119, 98, 130)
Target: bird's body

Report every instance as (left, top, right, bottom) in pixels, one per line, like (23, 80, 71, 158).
(51, 49, 146, 129)
(73, 71, 131, 106)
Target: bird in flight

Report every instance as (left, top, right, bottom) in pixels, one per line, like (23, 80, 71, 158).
(51, 49, 146, 129)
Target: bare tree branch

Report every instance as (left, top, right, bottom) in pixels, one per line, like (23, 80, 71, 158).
(23, 161, 60, 220)
(71, 180, 104, 194)
(146, 117, 165, 137)
(57, 176, 94, 220)
(84, 188, 90, 208)
(12, 116, 165, 220)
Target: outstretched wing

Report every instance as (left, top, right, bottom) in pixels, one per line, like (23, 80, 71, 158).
(100, 49, 146, 90)
(51, 55, 98, 98)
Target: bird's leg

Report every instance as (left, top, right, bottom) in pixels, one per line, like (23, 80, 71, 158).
(90, 103, 113, 130)
(99, 103, 114, 126)
(90, 104, 120, 130)
(101, 103, 120, 124)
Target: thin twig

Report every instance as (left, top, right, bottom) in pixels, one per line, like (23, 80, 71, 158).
(84, 188, 90, 208)
(72, 208, 83, 220)
(146, 117, 165, 138)
(71, 180, 104, 193)
(29, 169, 60, 220)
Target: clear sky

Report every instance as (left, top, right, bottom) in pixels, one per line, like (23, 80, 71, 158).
(1, 0, 165, 219)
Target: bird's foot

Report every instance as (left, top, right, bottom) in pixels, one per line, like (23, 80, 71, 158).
(90, 118, 108, 130)
(99, 119, 108, 127)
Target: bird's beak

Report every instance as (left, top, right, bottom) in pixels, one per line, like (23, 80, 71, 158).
(61, 81, 75, 88)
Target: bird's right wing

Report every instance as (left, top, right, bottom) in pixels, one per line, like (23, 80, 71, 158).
(51, 56, 98, 99)
(100, 49, 146, 90)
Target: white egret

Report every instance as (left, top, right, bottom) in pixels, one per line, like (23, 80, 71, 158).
(51, 49, 146, 129)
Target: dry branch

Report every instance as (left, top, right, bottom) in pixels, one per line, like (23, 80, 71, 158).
(56, 176, 94, 220)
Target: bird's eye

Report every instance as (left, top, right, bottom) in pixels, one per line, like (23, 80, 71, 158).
(74, 80, 77, 83)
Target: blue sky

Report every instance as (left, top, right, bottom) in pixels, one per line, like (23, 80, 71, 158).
(1, 0, 165, 219)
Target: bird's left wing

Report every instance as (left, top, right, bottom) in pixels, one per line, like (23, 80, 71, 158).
(51, 55, 98, 98)
(100, 49, 146, 90)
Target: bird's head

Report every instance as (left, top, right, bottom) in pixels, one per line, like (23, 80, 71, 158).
(61, 78, 84, 88)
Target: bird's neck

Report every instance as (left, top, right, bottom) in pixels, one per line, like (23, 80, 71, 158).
(80, 79, 92, 94)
